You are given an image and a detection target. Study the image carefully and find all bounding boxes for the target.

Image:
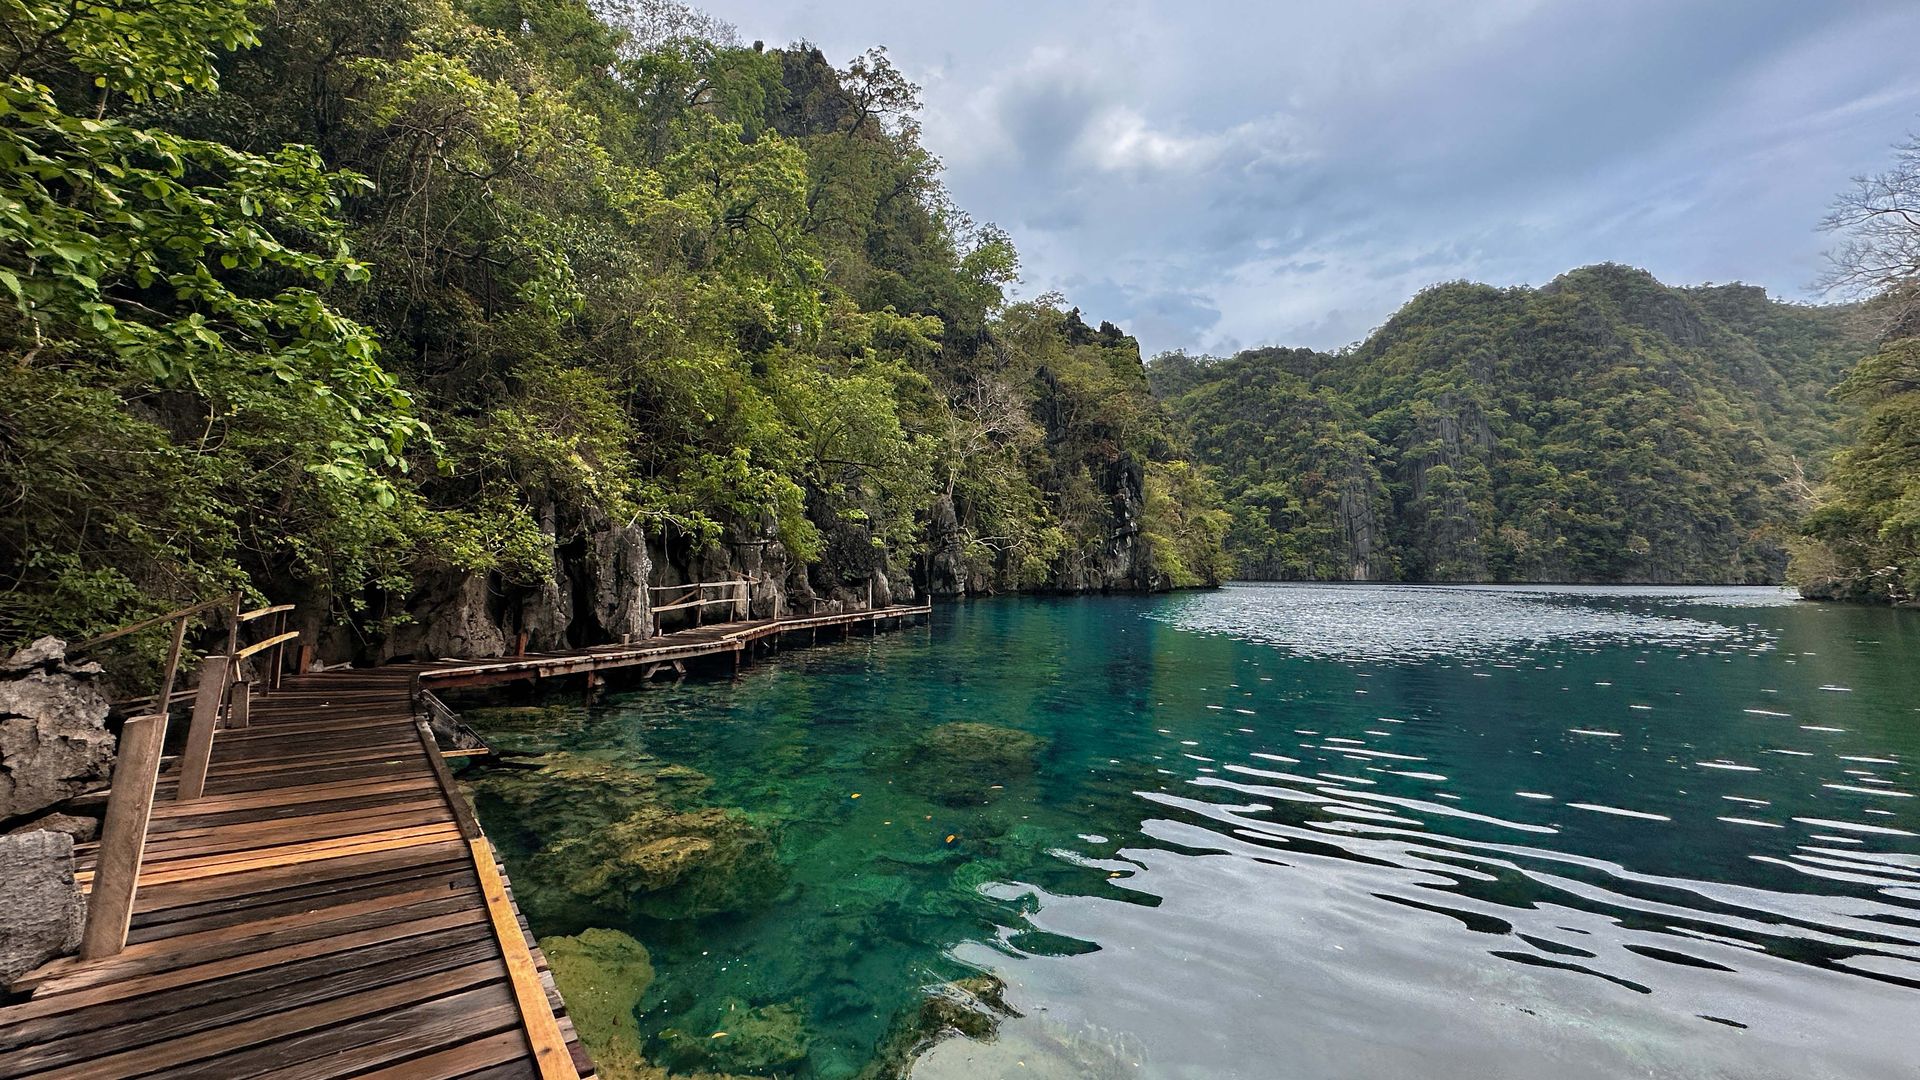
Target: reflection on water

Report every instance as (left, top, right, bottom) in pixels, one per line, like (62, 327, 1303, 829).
(470, 585, 1920, 1080)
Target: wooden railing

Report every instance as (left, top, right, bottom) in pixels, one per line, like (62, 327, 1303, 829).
(70, 593, 303, 958)
(648, 578, 758, 635)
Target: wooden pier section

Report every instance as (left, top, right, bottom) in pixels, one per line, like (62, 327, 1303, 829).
(0, 603, 929, 1079)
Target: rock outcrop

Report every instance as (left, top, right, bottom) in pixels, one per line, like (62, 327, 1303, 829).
(0, 637, 114, 825)
(0, 830, 85, 985)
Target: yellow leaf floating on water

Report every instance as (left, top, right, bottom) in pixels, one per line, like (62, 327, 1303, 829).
(711, 1032, 728, 1039)
(945, 834, 957, 844)
(850, 793, 861, 799)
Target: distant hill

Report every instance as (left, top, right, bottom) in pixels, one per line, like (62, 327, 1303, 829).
(1151, 265, 1872, 584)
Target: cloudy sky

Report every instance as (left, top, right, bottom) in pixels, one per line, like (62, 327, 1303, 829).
(698, 0, 1920, 356)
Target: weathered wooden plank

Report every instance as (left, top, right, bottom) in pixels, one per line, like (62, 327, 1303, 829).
(346, 1029, 534, 1080)
(471, 837, 576, 1080)
(0, 936, 502, 1076)
(29, 962, 510, 1080)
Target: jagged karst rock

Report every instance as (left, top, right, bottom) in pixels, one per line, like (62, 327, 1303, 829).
(904, 722, 1044, 806)
(0, 637, 114, 824)
(0, 830, 85, 984)
(926, 495, 968, 596)
(589, 521, 653, 642)
(379, 572, 509, 662)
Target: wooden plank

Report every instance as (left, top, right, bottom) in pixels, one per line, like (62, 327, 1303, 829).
(21, 889, 483, 1000)
(417, 719, 483, 840)
(471, 837, 576, 1080)
(27, 962, 509, 1080)
(2, 908, 490, 1020)
(79, 714, 166, 959)
(0, 922, 494, 1056)
(0, 936, 502, 1075)
(346, 1028, 532, 1080)
(174, 982, 522, 1080)
(76, 823, 463, 889)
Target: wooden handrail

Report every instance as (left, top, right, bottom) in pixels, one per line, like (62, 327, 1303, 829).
(649, 596, 750, 614)
(646, 578, 753, 593)
(232, 629, 299, 661)
(71, 593, 240, 652)
(235, 603, 295, 623)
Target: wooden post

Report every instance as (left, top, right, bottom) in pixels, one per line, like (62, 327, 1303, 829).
(224, 591, 241, 661)
(153, 615, 189, 717)
(296, 642, 314, 675)
(266, 609, 290, 690)
(515, 631, 528, 658)
(228, 680, 250, 730)
(81, 714, 166, 959)
(176, 655, 229, 801)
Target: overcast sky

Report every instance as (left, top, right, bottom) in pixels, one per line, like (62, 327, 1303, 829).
(697, 1, 1920, 356)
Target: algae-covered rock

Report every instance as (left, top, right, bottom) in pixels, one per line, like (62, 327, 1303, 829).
(860, 974, 1020, 1080)
(902, 723, 1044, 806)
(543, 928, 655, 1077)
(656, 998, 811, 1075)
(531, 804, 782, 922)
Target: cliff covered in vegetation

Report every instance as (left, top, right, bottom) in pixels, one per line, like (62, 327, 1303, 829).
(0, 0, 1227, 659)
(1153, 265, 1870, 584)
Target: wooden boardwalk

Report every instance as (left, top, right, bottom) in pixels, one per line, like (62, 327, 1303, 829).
(0, 604, 928, 1079)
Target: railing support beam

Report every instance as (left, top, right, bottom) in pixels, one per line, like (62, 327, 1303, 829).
(80, 714, 166, 959)
(176, 655, 229, 801)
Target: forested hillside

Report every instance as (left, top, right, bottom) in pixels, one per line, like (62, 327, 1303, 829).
(1153, 265, 1870, 584)
(0, 0, 1226, 658)
(1790, 135, 1920, 606)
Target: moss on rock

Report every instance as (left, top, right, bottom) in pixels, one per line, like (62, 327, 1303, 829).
(531, 804, 782, 923)
(902, 723, 1044, 806)
(656, 998, 812, 1075)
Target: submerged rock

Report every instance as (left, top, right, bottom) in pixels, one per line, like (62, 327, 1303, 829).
(542, 928, 654, 1078)
(656, 998, 811, 1075)
(903, 723, 1044, 806)
(530, 803, 781, 923)
(860, 974, 1020, 1080)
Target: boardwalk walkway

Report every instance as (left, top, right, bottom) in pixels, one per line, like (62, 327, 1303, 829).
(0, 604, 929, 1079)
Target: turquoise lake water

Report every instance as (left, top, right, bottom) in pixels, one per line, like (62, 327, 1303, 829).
(469, 585, 1920, 1079)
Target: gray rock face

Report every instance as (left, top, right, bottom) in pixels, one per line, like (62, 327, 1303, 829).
(8, 812, 99, 843)
(0, 637, 115, 826)
(926, 495, 968, 597)
(379, 573, 510, 663)
(0, 830, 85, 985)
(587, 522, 652, 641)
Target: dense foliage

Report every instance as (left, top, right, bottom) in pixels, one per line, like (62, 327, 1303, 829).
(0, 0, 1224, 647)
(1790, 134, 1920, 606)
(1154, 266, 1869, 584)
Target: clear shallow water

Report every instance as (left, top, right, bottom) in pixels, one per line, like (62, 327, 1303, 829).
(470, 585, 1920, 1079)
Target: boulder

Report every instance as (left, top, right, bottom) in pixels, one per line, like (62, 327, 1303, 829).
(0, 637, 114, 825)
(860, 974, 1019, 1080)
(0, 830, 85, 985)
(903, 723, 1044, 807)
(7, 812, 99, 843)
(542, 928, 654, 1078)
(531, 804, 781, 922)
